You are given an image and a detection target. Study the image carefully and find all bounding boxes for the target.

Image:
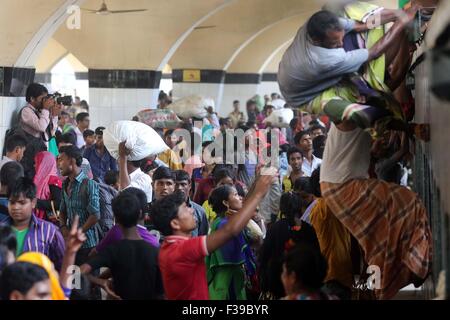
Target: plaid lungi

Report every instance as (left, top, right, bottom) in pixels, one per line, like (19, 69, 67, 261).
(321, 179, 432, 299)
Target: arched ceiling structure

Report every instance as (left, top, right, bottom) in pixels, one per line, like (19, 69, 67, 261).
(3, 0, 398, 74)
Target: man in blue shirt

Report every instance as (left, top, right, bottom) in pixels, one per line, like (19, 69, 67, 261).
(83, 127, 117, 182)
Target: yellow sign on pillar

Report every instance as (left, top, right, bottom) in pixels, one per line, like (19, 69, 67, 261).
(183, 70, 201, 82)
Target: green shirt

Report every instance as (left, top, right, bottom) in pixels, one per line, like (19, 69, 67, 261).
(13, 227, 29, 257)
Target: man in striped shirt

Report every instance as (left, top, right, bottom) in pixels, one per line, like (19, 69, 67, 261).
(58, 145, 100, 266)
(2, 177, 65, 271)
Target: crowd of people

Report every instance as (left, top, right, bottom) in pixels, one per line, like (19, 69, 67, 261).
(0, 1, 434, 301)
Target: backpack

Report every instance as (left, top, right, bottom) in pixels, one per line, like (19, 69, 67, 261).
(93, 178, 118, 239)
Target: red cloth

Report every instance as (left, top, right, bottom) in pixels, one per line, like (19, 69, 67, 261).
(193, 177, 215, 205)
(159, 235, 209, 300)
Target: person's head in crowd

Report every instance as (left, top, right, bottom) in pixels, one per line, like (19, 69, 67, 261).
(180, 120, 194, 133)
(164, 130, 178, 149)
(8, 178, 37, 229)
(233, 100, 240, 112)
(213, 168, 234, 188)
(294, 130, 313, 154)
(281, 244, 328, 297)
(264, 95, 271, 104)
(153, 166, 175, 201)
(293, 177, 315, 207)
(279, 192, 303, 227)
(271, 93, 279, 100)
(209, 185, 243, 217)
(265, 105, 274, 117)
(307, 10, 345, 49)
(310, 167, 321, 198)
(174, 170, 192, 202)
(246, 121, 258, 131)
(0, 162, 25, 195)
(75, 112, 90, 131)
(94, 127, 106, 149)
(74, 96, 81, 105)
(151, 191, 196, 236)
(0, 262, 51, 300)
(104, 170, 119, 190)
(80, 100, 89, 111)
(83, 129, 95, 148)
(287, 147, 304, 175)
(301, 112, 312, 130)
(219, 117, 231, 131)
(112, 192, 141, 230)
(0, 226, 17, 273)
(4, 134, 27, 162)
(58, 132, 77, 149)
(120, 187, 149, 223)
(58, 111, 71, 129)
(289, 117, 304, 134)
(57, 145, 83, 177)
(312, 135, 327, 159)
(246, 100, 257, 113)
(309, 124, 326, 139)
(25, 83, 48, 110)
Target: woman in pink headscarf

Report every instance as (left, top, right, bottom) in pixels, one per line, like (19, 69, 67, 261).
(34, 151, 62, 223)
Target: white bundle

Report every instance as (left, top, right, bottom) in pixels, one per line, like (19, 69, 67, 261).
(263, 108, 294, 128)
(270, 98, 286, 110)
(169, 95, 215, 119)
(103, 120, 169, 161)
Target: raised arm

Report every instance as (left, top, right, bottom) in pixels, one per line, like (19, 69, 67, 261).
(353, 9, 403, 33)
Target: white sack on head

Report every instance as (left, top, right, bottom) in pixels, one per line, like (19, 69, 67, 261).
(169, 95, 215, 119)
(103, 120, 169, 161)
(263, 108, 294, 128)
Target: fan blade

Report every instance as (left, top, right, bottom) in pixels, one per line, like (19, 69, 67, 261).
(109, 9, 148, 14)
(194, 25, 216, 30)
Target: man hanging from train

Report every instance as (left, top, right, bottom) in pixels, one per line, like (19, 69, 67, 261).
(278, 1, 433, 299)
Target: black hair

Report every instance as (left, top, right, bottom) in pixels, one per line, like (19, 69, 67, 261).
(0, 162, 24, 190)
(112, 193, 141, 228)
(306, 10, 343, 42)
(313, 135, 327, 159)
(60, 132, 77, 146)
(82, 129, 95, 139)
(0, 245, 11, 275)
(0, 262, 49, 300)
(5, 134, 27, 153)
(75, 112, 89, 123)
(294, 130, 311, 145)
(213, 168, 234, 185)
(293, 177, 314, 195)
(153, 166, 175, 182)
(174, 170, 191, 183)
(279, 192, 303, 226)
(309, 124, 326, 135)
(233, 100, 239, 105)
(120, 187, 149, 219)
(310, 167, 321, 198)
(59, 145, 83, 167)
(60, 111, 69, 117)
(289, 118, 300, 130)
(8, 177, 36, 200)
(283, 243, 328, 291)
(0, 226, 17, 254)
(25, 83, 48, 103)
(104, 170, 119, 186)
(287, 147, 303, 162)
(151, 191, 186, 236)
(219, 118, 230, 126)
(80, 100, 89, 110)
(129, 159, 142, 168)
(95, 127, 106, 136)
(209, 185, 234, 216)
(164, 129, 175, 138)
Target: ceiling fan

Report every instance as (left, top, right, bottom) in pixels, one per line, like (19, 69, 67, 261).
(193, 25, 217, 30)
(82, 0, 148, 15)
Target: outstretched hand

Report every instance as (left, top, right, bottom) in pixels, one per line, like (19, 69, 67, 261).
(118, 141, 131, 158)
(65, 215, 87, 254)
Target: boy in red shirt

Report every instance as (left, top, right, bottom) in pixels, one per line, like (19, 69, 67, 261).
(152, 173, 275, 300)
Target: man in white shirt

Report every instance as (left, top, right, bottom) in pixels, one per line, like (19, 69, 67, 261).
(294, 130, 321, 177)
(73, 112, 90, 149)
(118, 142, 153, 203)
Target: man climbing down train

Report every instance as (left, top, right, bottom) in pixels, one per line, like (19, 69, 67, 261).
(278, 1, 432, 299)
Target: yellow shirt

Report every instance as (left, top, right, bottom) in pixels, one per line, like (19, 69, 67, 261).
(158, 149, 183, 170)
(202, 200, 216, 224)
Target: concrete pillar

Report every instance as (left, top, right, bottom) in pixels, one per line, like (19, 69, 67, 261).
(88, 69, 161, 130)
(220, 73, 261, 117)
